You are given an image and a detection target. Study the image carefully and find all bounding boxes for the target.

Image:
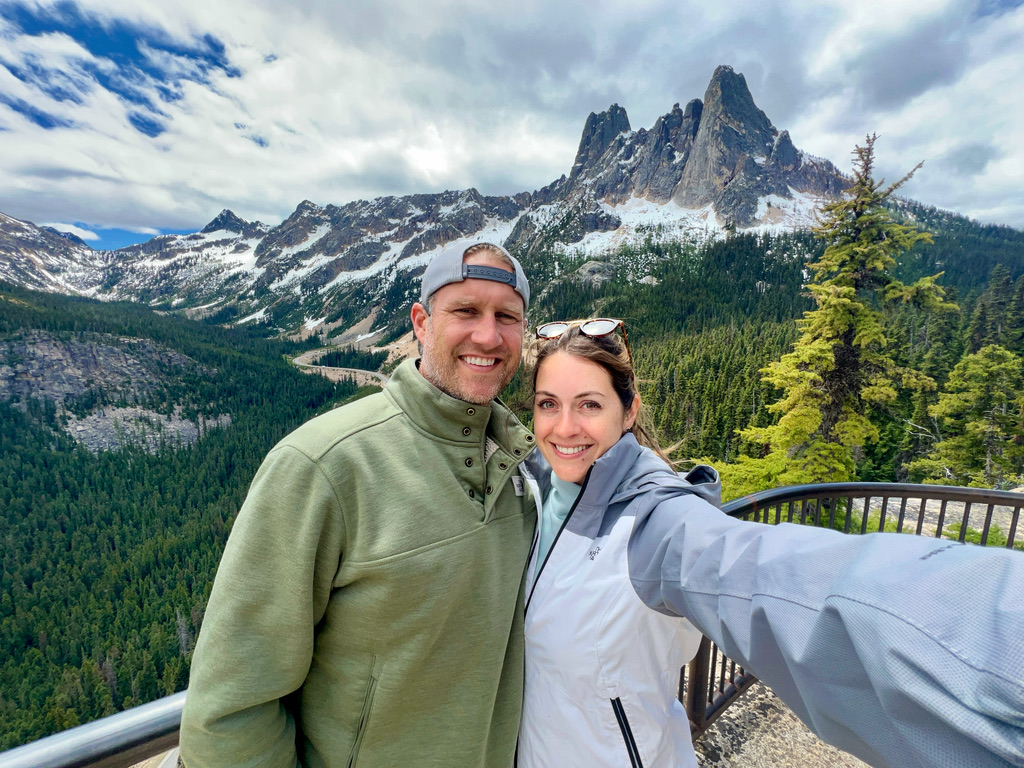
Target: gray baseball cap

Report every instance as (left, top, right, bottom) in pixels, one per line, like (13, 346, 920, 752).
(419, 242, 530, 310)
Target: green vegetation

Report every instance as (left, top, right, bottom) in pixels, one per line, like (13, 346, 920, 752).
(314, 346, 387, 371)
(909, 344, 1024, 487)
(0, 281, 358, 748)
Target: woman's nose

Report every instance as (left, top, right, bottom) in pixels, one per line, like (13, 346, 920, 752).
(555, 410, 580, 436)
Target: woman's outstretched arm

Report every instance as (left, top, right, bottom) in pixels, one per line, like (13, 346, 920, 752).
(628, 492, 1024, 768)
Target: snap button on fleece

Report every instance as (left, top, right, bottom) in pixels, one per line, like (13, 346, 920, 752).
(463, 427, 471, 436)
(467, 407, 476, 415)
(465, 458, 474, 467)
(513, 448, 522, 456)
(526, 435, 534, 442)
(486, 485, 493, 494)
(499, 462, 508, 470)
(469, 489, 475, 498)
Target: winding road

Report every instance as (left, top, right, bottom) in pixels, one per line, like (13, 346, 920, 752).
(292, 349, 390, 387)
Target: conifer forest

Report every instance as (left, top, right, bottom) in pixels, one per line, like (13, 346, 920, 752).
(3, 140, 1024, 747)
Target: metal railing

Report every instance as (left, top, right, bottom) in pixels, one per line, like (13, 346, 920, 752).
(0, 692, 184, 768)
(3, 483, 1022, 767)
(681, 481, 1024, 736)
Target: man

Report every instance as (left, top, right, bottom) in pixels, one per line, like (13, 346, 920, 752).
(180, 241, 536, 767)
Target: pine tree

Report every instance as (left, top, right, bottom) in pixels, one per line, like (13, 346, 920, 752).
(722, 135, 954, 496)
(966, 265, 1014, 352)
(909, 345, 1024, 487)
(988, 265, 1014, 338)
(1005, 274, 1024, 356)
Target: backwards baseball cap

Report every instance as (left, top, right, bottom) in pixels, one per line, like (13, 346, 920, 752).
(419, 241, 530, 310)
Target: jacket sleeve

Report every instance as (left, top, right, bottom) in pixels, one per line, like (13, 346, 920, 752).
(628, 493, 1024, 768)
(180, 445, 346, 768)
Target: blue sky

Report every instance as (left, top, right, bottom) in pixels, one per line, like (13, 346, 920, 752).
(1, 0, 1023, 250)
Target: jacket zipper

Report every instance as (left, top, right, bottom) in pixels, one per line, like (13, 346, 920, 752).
(347, 655, 383, 768)
(611, 697, 645, 768)
(524, 464, 594, 612)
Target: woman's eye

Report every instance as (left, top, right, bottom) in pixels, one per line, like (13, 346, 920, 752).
(581, 401, 601, 411)
(536, 400, 556, 410)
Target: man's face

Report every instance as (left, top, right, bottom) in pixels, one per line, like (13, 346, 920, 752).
(412, 254, 525, 404)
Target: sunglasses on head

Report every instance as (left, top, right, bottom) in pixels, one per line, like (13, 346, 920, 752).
(535, 318, 633, 366)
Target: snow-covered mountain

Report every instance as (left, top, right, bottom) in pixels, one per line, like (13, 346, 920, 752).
(0, 211, 105, 293)
(0, 65, 845, 337)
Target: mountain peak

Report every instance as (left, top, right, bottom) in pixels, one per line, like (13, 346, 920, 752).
(570, 104, 631, 179)
(703, 65, 775, 152)
(201, 209, 250, 234)
(41, 226, 91, 249)
(674, 64, 777, 212)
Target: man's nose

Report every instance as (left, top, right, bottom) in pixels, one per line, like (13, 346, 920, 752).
(471, 315, 502, 347)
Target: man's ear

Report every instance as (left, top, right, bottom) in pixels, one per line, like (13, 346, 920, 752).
(411, 302, 430, 345)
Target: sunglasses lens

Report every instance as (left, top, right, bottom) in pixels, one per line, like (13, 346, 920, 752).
(537, 322, 571, 338)
(580, 319, 618, 336)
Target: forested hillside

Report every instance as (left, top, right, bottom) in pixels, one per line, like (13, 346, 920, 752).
(0, 283, 362, 747)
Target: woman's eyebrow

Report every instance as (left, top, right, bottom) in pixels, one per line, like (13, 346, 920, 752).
(534, 390, 605, 399)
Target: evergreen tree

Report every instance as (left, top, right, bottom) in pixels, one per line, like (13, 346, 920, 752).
(985, 264, 1015, 344)
(909, 345, 1024, 487)
(965, 264, 1014, 352)
(1005, 274, 1024, 356)
(724, 135, 953, 496)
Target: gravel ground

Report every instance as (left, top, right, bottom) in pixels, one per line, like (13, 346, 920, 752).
(695, 682, 869, 768)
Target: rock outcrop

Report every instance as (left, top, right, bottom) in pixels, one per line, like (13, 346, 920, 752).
(0, 329, 229, 452)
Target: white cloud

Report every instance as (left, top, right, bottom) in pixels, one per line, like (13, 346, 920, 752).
(1, 0, 1022, 234)
(39, 221, 98, 240)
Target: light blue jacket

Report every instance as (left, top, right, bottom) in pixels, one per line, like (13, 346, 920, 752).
(617, 432, 1024, 767)
(519, 434, 717, 767)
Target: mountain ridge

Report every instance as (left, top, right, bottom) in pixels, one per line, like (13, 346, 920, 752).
(0, 64, 990, 339)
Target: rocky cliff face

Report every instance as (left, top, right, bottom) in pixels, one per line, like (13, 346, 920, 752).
(0, 65, 847, 336)
(0, 329, 229, 452)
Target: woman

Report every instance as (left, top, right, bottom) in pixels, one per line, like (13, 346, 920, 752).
(516, 318, 1024, 768)
(518, 318, 715, 767)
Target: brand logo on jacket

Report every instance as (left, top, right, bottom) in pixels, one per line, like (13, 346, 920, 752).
(588, 546, 601, 561)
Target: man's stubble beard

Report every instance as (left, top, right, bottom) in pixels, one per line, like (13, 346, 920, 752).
(421, 346, 518, 405)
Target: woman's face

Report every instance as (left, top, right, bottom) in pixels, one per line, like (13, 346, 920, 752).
(533, 351, 639, 483)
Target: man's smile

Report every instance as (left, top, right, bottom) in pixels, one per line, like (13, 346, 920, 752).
(461, 355, 499, 368)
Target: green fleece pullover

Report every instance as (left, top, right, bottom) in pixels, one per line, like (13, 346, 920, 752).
(180, 359, 536, 768)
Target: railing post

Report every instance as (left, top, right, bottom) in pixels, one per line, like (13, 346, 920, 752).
(685, 636, 712, 735)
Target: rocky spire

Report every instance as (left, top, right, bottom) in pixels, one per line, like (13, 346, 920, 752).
(769, 130, 800, 171)
(632, 99, 703, 202)
(675, 65, 777, 207)
(570, 104, 631, 180)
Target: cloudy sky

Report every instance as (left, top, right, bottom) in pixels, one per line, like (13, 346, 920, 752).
(1, 0, 1022, 249)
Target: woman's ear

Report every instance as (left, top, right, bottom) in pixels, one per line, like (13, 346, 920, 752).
(624, 394, 640, 430)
